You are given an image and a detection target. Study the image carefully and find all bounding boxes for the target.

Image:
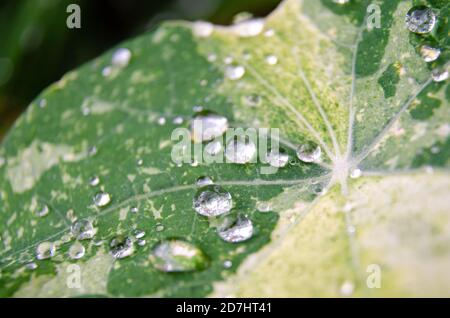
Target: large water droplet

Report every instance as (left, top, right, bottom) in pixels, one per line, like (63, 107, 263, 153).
(193, 185, 232, 217)
(68, 242, 85, 259)
(71, 219, 95, 240)
(265, 149, 289, 168)
(205, 140, 223, 156)
(420, 45, 441, 62)
(432, 68, 449, 82)
(196, 176, 214, 187)
(191, 110, 228, 143)
(217, 215, 254, 243)
(36, 242, 56, 260)
(225, 65, 245, 80)
(225, 138, 256, 164)
(110, 236, 134, 259)
(405, 6, 437, 34)
(151, 240, 209, 272)
(93, 191, 111, 207)
(296, 142, 321, 163)
(112, 48, 132, 68)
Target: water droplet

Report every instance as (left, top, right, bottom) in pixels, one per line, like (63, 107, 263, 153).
(243, 94, 262, 107)
(71, 219, 95, 240)
(25, 262, 38, 270)
(89, 176, 100, 187)
(265, 54, 278, 65)
(340, 281, 354, 296)
(137, 239, 146, 246)
(224, 56, 233, 64)
(225, 65, 245, 80)
(68, 242, 85, 259)
(432, 68, 449, 82)
(35, 203, 49, 217)
(136, 159, 144, 166)
(223, 260, 233, 268)
(207, 53, 217, 62)
(130, 207, 138, 213)
(36, 241, 56, 260)
(193, 185, 232, 217)
(232, 19, 264, 37)
(155, 223, 165, 232)
(157, 117, 166, 125)
(193, 105, 204, 112)
(109, 236, 134, 259)
(112, 48, 132, 68)
(256, 201, 272, 213)
(225, 138, 256, 164)
(405, 6, 437, 34)
(39, 99, 47, 108)
(193, 21, 214, 37)
(332, 0, 350, 4)
(173, 116, 184, 125)
(191, 110, 228, 142)
(196, 176, 214, 187)
(134, 230, 145, 239)
(217, 215, 254, 243)
(420, 45, 441, 62)
(265, 149, 289, 168)
(350, 168, 362, 179)
(205, 140, 223, 156)
(93, 191, 111, 207)
(296, 142, 321, 163)
(102, 66, 112, 77)
(151, 239, 209, 272)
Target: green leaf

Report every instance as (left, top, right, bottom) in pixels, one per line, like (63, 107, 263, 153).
(0, 0, 449, 297)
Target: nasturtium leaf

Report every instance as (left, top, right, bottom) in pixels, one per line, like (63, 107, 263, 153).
(0, 0, 449, 297)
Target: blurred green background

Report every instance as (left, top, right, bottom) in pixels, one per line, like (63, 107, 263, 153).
(0, 0, 281, 140)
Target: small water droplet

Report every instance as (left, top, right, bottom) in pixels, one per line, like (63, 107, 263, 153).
(191, 110, 229, 142)
(193, 21, 214, 37)
(89, 176, 100, 187)
(243, 94, 262, 107)
(130, 206, 139, 213)
(137, 239, 146, 246)
(340, 281, 354, 296)
(68, 242, 85, 259)
(102, 66, 112, 77)
(225, 138, 256, 164)
(157, 117, 166, 125)
(93, 191, 111, 207)
(36, 242, 56, 260)
(173, 116, 184, 125)
(25, 262, 38, 270)
(193, 105, 204, 112)
(196, 176, 214, 187)
(224, 56, 233, 64)
(110, 236, 134, 259)
(265, 149, 289, 168)
(207, 53, 217, 62)
(432, 68, 449, 82)
(332, 0, 350, 4)
(151, 239, 209, 272)
(156, 223, 165, 232)
(256, 201, 272, 213)
(71, 219, 95, 240)
(205, 140, 223, 156)
(350, 168, 362, 179)
(193, 185, 232, 217)
(405, 6, 437, 34)
(225, 65, 245, 80)
(296, 142, 321, 163)
(112, 48, 132, 68)
(265, 54, 278, 65)
(35, 203, 49, 217)
(39, 99, 47, 108)
(134, 230, 145, 239)
(232, 19, 264, 37)
(223, 260, 233, 268)
(217, 215, 254, 243)
(136, 159, 144, 166)
(420, 45, 441, 63)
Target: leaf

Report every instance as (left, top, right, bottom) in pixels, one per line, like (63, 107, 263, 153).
(0, 0, 449, 297)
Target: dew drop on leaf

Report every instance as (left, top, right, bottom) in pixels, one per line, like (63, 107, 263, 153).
(68, 242, 85, 260)
(296, 142, 322, 163)
(265, 149, 289, 168)
(196, 176, 214, 187)
(256, 201, 272, 213)
(405, 6, 436, 34)
(232, 18, 264, 37)
(89, 176, 100, 187)
(420, 45, 441, 63)
(223, 260, 233, 268)
(332, 0, 350, 4)
(193, 185, 232, 217)
(71, 219, 95, 240)
(350, 168, 362, 179)
(217, 214, 254, 243)
(93, 191, 111, 207)
(340, 281, 354, 296)
(191, 110, 229, 143)
(225, 65, 245, 80)
(137, 239, 146, 246)
(265, 54, 278, 65)
(111, 48, 132, 68)
(155, 223, 165, 232)
(35, 203, 49, 217)
(36, 241, 56, 260)
(25, 262, 38, 270)
(151, 239, 209, 272)
(110, 236, 134, 259)
(134, 230, 145, 239)
(432, 68, 449, 82)
(225, 138, 256, 164)
(130, 207, 138, 213)
(193, 21, 214, 38)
